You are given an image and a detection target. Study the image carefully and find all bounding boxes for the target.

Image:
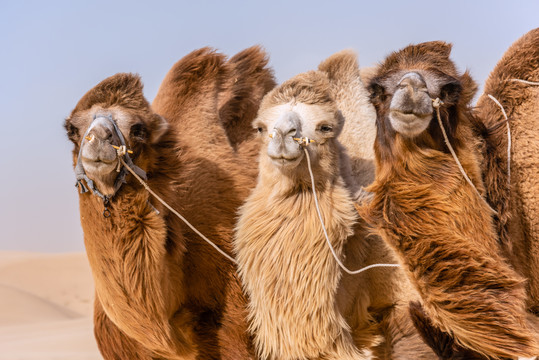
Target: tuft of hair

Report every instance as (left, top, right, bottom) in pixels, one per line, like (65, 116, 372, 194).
(69, 73, 150, 116)
(378, 41, 458, 78)
(408, 302, 489, 360)
(264, 70, 333, 109)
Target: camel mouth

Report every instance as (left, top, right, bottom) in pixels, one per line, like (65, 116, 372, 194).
(268, 154, 302, 168)
(390, 109, 432, 121)
(389, 110, 432, 137)
(81, 157, 118, 175)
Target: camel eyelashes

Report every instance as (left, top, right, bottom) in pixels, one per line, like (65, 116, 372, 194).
(254, 122, 266, 134)
(319, 124, 333, 133)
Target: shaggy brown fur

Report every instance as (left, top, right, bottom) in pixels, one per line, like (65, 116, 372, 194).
(474, 27, 539, 314)
(319, 50, 435, 360)
(234, 71, 376, 360)
(358, 41, 539, 359)
(65, 48, 261, 359)
(408, 302, 490, 360)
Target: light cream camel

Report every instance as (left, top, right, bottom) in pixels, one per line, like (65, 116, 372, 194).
(234, 70, 376, 360)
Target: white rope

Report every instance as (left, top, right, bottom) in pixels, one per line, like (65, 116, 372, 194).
(509, 79, 539, 86)
(119, 157, 237, 264)
(486, 94, 511, 185)
(303, 147, 400, 275)
(432, 98, 497, 215)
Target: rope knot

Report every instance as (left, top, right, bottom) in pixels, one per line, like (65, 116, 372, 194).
(432, 98, 444, 109)
(293, 137, 315, 146)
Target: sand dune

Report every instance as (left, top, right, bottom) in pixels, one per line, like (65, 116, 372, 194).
(0, 251, 101, 360)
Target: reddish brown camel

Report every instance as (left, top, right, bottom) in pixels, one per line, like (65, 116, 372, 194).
(358, 41, 539, 359)
(475, 27, 539, 316)
(64, 46, 274, 359)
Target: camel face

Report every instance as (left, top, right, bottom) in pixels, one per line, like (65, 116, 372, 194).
(368, 41, 475, 145)
(371, 69, 462, 138)
(67, 107, 146, 195)
(254, 102, 340, 171)
(79, 114, 122, 177)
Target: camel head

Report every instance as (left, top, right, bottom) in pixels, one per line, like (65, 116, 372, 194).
(253, 71, 343, 180)
(64, 73, 168, 198)
(368, 41, 477, 149)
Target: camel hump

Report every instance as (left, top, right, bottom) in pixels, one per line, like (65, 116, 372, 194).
(482, 27, 539, 99)
(318, 49, 360, 83)
(70, 73, 149, 116)
(152, 47, 229, 119)
(218, 45, 276, 149)
(152, 48, 235, 152)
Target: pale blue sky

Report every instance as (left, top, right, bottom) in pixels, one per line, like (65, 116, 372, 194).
(0, 1, 537, 252)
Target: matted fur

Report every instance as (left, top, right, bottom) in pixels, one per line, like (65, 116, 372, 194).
(65, 47, 262, 359)
(319, 50, 435, 360)
(359, 41, 539, 359)
(475, 27, 539, 313)
(234, 71, 374, 360)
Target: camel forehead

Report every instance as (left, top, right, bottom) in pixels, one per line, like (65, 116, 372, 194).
(378, 69, 456, 95)
(259, 102, 335, 128)
(69, 105, 136, 134)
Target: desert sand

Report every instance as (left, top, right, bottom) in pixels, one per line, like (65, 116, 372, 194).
(0, 251, 101, 360)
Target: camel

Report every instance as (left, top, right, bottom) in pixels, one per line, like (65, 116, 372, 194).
(357, 41, 539, 359)
(474, 27, 539, 315)
(234, 70, 376, 360)
(64, 46, 274, 359)
(318, 50, 436, 359)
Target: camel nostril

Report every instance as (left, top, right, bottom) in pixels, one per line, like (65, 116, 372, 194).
(89, 126, 115, 143)
(398, 73, 427, 93)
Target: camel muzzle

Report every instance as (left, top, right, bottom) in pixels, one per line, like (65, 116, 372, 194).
(74, 114, 147, 215)
(390, 72, 433, 117)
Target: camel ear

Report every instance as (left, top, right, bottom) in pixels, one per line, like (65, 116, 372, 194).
(368, 79, 386, 106)
(149, 114, 169, 144)
(64, 117, 80, 144)
(458, 71, 478, 105)
(440, 81, 462, 105)
(419, 41, 453, 58)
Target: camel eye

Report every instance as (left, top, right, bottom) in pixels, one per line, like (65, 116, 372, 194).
(320, 125, 333, 133)
(130, 123, 147, 141)
(65, 122, 79, 142)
